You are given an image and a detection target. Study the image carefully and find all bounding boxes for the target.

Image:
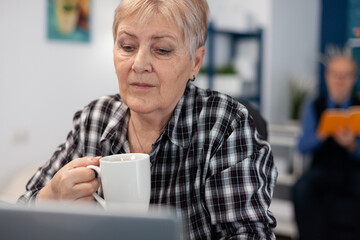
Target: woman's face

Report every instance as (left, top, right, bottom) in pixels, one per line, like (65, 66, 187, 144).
(113, 14, 204, 117)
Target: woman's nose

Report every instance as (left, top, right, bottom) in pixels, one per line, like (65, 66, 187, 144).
(132, 47, 153, 73)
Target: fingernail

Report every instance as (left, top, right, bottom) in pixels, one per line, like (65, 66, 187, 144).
(87, 156, 102, 162)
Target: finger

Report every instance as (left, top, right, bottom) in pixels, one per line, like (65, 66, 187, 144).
(49, 158, 100, 200)
(75, 196, 96, 202)
(71, 179, 99, 199)
(317, 132, 327, 140)
(69, 167, 98, 184)
(334, 135, 345, 145)
(334, 130, 344, 140)
(67, 156, 101, 169)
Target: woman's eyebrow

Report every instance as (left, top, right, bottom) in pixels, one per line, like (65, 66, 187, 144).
(152, 34, 176, 41)
(117, 30, 137, 39)
(117, 30, 178, 42)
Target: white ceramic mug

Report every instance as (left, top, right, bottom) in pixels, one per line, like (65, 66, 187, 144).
(87, 153, 151, 211)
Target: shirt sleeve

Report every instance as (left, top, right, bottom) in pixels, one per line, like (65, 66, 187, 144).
(204, 111, 277, 239)
(297, 100, 323, 154)
(350, 137, 360, 159)
(17, 110, 83, 205)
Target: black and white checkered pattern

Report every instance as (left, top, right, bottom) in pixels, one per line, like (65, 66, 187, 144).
(19, 82, 277, 239)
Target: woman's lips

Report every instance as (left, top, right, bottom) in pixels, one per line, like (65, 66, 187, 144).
(130, 82, 155, 90)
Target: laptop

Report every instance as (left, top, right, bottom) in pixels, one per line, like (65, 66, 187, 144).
(0, 201, 183, 240)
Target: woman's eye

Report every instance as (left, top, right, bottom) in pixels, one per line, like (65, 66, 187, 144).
(121, 44, 135, 52)
(156, 48, 172, 55)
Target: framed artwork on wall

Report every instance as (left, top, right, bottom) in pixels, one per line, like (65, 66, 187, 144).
(47, 0, 90, 42)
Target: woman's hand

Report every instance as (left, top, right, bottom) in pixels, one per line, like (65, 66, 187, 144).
(334, 126, 357, 152)
(38, 156, 101, 202)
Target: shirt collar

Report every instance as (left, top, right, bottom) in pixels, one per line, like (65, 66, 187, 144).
(164, 82, 195, 148)
(100, 83, 195, 150)
(100, 94, 129, 146)
(326, 95, 352, 109)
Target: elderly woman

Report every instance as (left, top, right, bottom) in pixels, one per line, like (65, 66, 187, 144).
(19, 0, 277, 239)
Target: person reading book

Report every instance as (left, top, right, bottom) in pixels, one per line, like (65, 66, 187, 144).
(317, 106, 360, 137)
(293, 46, 360, 240)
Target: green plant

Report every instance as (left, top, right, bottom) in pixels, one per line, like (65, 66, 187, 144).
(199, 64, 237, 75)
(289, 79, 313, 120)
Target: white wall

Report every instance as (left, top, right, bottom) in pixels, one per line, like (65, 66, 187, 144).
(264, 0, 321, 123)
(0, 0, 120, 188)
(208, 0, 271, 29)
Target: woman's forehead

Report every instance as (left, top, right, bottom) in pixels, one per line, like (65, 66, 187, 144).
(116, 14, 184, 40)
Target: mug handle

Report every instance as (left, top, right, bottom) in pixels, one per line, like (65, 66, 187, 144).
(87, 165, 107, 209)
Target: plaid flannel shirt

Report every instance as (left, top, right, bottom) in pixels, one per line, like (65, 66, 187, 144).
(18, 82, 277, 239)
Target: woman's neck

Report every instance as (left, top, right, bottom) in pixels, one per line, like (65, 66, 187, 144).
(127, 111, 170, 153)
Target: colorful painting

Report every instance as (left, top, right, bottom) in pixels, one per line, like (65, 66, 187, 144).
(47, 0, 90, 42)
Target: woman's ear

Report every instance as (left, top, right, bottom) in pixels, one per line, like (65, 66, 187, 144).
(192, 46, 206, 76)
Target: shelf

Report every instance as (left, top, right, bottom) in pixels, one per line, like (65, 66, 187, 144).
(206, 22, 263, 109)
(213, 29, 262, 39)
(269, 136, 297, 147)
(270, 199, 298, 238)
(277, 174, 296, 186)
(269, 123, 303, 185)
(347, 38, 360, 48)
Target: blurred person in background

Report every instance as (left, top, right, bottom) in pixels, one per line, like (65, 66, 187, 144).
(293, 46, 360, 240)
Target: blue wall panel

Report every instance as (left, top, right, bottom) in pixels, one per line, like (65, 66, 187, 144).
(320, 0, 349, 95)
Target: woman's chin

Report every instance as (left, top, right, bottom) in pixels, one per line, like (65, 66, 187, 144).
(127, 103, 155, 114)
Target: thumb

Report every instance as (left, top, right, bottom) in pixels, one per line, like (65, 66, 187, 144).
(67, 156, 101, 169)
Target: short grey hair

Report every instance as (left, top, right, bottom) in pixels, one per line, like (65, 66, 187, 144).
(320, 45, 358, 76)
(321, 45, 354, 65)
(112, 0, 209, 59)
